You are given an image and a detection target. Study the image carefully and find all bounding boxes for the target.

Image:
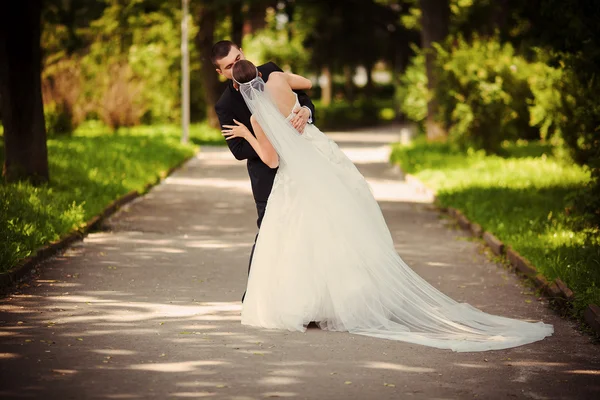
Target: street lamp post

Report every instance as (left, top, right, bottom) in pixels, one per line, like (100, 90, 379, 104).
(181, 0, 190, 144)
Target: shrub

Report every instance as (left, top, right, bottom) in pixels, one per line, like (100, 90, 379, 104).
(100, 63, 146, 131)
(314, 98, 390, 130)
(42, 58, 85, 136)
(434, 35, 538, 154)
(396, 49, 428, 124)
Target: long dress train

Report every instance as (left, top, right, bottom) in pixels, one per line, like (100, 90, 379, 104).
(239, 80, 553, 352)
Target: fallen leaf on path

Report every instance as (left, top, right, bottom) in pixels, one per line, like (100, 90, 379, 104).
(344, 381, 352, 385)
(384, 383, 396, 387)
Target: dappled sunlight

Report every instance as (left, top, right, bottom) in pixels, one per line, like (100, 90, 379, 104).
(185, 240, 253, 250)
(164, 177, 252, 194)
(327, 130, 405, 145)
(135, 246, 186, 254)
(363, 361, 436, 373)
(196, 158, 241, 167)
(1, 129, 598, 400)
(369, 179, 433, 203)
(0, 353, 21, 359)
(508, 361, 569, 368)
(168, 392, 215, 398)
(38, 296, 241, 324)
(566, 370, 600, 376)
(129, 360, 228, 373)
(340, 145, 391, 164)
(265, 361, 321, 367)
(90, 349, 138, 356)
(257, 376, 301, 385)
(454, 363, 489, 369)
(427, 261, 455, 267)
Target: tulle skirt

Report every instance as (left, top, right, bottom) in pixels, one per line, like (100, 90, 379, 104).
(241, 124, 553, 352)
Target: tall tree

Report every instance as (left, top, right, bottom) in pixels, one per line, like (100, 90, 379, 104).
(419, 0, 449, 141)
(230, 0, 244, 46)
(194, 1, 221, 128)
(0, 1, 49, 184)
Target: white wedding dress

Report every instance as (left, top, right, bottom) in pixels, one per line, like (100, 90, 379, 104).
(239, 77, 553, 352)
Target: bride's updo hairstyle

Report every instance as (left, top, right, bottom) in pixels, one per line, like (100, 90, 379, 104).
(232, 60, 258, 84)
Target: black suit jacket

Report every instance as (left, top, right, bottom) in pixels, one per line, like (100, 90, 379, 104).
(215, 62, 316, 203)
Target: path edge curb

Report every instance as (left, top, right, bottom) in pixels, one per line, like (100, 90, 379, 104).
(401, 169, 600, 336)
(0, 153, 197, 291)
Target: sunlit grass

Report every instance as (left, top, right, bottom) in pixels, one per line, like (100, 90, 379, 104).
(0, 122, 222, 272)
(390, 137, 599, 316)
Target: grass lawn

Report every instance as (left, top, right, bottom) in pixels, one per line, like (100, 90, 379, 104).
(390, 138, 600, 316)
(0, 122, 224, 272)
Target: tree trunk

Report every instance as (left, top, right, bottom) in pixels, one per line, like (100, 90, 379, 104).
(285, 0, 295, 41)
(195, 4, 220, 128)
(321, 66, 332, 106)
(230, 1, 243, 46)
(243, 1, 269, 35)
(419, 0, 449, 141)
(0, 1, 49, 184)
(364, 62, 374, 98)
(343, 65, 354, 103)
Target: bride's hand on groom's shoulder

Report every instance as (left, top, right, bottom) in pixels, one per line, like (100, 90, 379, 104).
(222, 119, 251, 141)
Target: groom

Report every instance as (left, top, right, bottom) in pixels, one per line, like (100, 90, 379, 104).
(212, 40, 316, 301)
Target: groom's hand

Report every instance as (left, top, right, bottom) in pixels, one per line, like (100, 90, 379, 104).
(290, 107, 310, 134)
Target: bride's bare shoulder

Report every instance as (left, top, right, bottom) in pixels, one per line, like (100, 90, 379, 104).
(266, 71, 286, 84)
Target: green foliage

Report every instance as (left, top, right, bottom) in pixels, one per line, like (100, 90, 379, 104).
(42, 57, 85, 136)
(314, 98, 394, 130)
(42, 0, 189, 128)
(242, 7, 310, 72)
(44, 101, 75, 136)
(0, 123, 211, 272)
(396, 49, 428, 123)
(0, 182, 85, 269)
(435, 35, 538, 154)
(390, 138, 599, 316)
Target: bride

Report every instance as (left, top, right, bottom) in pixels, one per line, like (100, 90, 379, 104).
(221, 60, 553, 352)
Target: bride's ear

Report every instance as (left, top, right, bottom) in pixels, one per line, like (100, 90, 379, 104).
(258, 71, 263, 78)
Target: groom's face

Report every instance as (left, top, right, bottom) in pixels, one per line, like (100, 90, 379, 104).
(216, 46, 246, 81)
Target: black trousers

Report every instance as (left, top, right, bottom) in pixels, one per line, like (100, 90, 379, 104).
(241, 200, 267, 302)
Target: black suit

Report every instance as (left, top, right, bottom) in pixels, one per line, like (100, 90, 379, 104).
(215, 62, 316, 205)
(214, 62, 315, 300)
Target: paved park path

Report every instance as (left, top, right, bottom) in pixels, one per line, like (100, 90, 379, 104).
(1, 125, 599, 399)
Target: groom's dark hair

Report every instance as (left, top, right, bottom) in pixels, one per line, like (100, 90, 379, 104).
(211, 40, 239, 67)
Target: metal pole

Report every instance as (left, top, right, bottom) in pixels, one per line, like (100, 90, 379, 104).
(181, 0, 190, 144)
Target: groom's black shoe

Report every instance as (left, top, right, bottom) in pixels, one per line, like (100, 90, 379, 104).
(306, 321, 320, 329)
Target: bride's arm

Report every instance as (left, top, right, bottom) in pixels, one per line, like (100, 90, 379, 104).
(284, 72, 312, 90)
(222, 118, 279, 169)
(249, 116, 279, 168)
